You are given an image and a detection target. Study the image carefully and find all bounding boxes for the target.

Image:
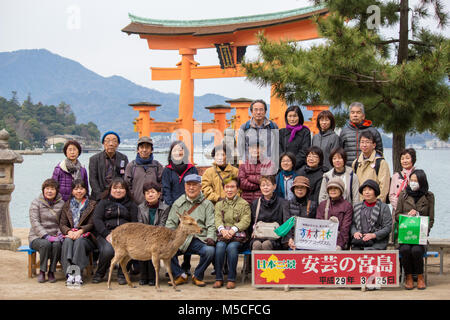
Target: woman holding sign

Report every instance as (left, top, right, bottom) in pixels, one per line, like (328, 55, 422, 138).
(316, 178, 353, 250)
(395, 169, 434, 290)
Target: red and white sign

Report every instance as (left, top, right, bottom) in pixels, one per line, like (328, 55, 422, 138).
(252, 250, 399, 288)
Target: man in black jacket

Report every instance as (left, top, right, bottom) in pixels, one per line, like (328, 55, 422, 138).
(89, 131, 129, 201)
(339, 102, 383, 166)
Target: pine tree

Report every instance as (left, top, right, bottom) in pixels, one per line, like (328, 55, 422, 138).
(242, 0, 449, 171)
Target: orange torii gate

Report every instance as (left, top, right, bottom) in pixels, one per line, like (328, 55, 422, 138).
(122, 5, 329, 161)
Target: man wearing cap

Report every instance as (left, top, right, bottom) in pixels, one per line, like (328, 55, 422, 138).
(316, 178, 353, 250)
(165, 174, 216, 287)
(124, 136, 163, 204)
(88, 131, 129, 201)
(351, 179, 392, 250)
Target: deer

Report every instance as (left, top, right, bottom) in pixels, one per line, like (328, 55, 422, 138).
(107, 213, 201, 291)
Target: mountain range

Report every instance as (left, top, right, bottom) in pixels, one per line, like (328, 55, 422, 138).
(0, 49, 232, 139)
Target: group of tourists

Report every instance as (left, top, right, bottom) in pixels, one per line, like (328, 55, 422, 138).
(28, 100, 434, 291)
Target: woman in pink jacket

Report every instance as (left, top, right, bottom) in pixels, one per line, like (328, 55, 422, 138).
(389, 148, 417, 211)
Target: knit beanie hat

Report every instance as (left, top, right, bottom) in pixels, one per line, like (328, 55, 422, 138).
(102, 131, 121, 144)
(359, 179, 380, 197)
(326, 177, 345, 194)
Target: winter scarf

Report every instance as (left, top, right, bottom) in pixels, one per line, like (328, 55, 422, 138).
(69, 197, 88, 228)
(64, 158, 82, 180)
(135, 153, 154, 171)
(286, 124, 305, 143)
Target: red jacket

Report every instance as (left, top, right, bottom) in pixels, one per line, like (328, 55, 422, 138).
(238, 160, 277, 204)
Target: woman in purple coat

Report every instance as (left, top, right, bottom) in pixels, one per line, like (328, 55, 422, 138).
(316, 178, 353, 250)
(52, 140, 89, 201)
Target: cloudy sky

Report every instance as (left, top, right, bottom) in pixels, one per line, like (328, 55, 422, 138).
(0, 0, 448, 102)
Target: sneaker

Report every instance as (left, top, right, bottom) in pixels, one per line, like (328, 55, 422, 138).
(148, 279, 155, 286)
(66, 274, 75, 286)
(74, 275, 83, 285)
(139, 279, 149, 286)
(118, 276, 128, 285)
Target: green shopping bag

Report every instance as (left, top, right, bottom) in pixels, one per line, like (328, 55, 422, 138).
(398, 215, 429, 245)
(274, 216, 296, 237)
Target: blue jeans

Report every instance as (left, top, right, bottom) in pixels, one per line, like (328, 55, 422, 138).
(215, 241, 242, 282)
(170, 238, 215, 280)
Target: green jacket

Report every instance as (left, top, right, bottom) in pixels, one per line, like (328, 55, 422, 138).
(215, 196, 251, 232)
(165, 193, 216, 253)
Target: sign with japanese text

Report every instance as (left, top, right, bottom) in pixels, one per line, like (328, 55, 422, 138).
(252, 251, 399, 288)
(294, 217, 338, 251)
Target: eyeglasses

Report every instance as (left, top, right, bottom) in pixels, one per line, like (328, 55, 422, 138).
(307, 154, 319, 159)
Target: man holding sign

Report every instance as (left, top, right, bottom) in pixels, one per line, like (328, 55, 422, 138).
(394, 169, 434, 290)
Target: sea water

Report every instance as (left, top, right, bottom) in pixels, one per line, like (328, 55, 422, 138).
(8, 148, 450, 239)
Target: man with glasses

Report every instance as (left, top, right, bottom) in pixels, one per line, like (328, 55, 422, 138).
(89, 131, 129, 201)
(237, 99, 279, 174)
(352, 131, 390, 202)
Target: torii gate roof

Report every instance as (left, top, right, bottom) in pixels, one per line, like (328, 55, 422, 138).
(122, 5, 328, 49)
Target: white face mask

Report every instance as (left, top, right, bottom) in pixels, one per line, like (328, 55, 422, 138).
(409, 181, 420, 191)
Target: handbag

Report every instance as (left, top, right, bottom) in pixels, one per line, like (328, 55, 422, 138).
(251, 198, 280, 240)
(216, 210, 248, 243)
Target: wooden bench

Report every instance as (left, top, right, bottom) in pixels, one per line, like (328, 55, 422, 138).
(427, 239, 450, 275)
(17, 245, 94, 278)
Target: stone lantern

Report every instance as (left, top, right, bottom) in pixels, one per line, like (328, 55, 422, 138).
(0, 129, 23, 251)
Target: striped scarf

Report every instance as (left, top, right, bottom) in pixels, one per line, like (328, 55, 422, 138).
(353, 200, 381, 233)
(70, 197, 88, 228)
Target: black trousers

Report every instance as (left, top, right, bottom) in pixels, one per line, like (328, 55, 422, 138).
(95, 236, 124, 278)
(139, 260, 156, 281)
(399, 244, 425, 274)
(30, 238, 62, 272)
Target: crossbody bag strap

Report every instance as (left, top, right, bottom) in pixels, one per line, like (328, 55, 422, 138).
(185, 198, 205, 216)
(252, 198, 262, 231)
(324, 199, 330, 220)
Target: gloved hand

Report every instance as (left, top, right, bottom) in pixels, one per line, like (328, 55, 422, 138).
(57, 232, 65, 242)
(205, 238, 216, 247)
(45, 235, 59, 242)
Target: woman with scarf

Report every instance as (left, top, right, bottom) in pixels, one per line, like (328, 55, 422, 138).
(28, 179, 65, 283)
(52, 140, 89, 201)
(275, 152, 298, 200)
(296, 146, 328, 203)
(92, 178, 138, 284)
(162, 140, 198, 206)
(395, 169, 434, 290)
(59, 179, 96, 285)
(312, 110, 341, 170)
(389, 148, 417, 211)
(279, 105, 311, 170)
(125, 136, 163, 205)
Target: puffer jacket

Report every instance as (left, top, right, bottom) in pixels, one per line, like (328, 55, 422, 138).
(238, 160, 277, 204)
(282, 196, 317, 244)
(28, 194, 65, 243)
(316, 197, 353, 249)
(52, 161, 89, 201)
(93, 195, 138, 238)
(340, 120, 383, 166)
(312, 129, 342, 169)
(201, 163, 239, 204)
(279, 126, 311, 170)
